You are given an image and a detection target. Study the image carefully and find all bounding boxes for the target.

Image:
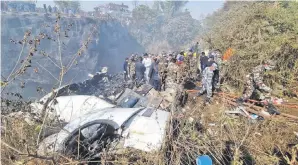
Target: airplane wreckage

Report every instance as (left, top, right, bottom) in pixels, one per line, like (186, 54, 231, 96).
(31, 68, 183, 160)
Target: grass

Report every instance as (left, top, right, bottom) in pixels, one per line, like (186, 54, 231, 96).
(1, 95, 297, 165)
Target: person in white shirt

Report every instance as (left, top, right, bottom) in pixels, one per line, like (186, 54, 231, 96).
(142, 53, 152, 83)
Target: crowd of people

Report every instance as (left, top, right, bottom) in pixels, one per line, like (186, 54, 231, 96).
(123, 47, 223, 103)
(123, 45, 279, 113)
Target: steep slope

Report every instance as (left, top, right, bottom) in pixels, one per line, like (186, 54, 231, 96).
(1, 13, 144, 100)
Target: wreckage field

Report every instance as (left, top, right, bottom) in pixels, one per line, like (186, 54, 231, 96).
(1, 72, 298, 165)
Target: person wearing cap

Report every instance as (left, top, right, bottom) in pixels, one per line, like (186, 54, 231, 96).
(197, 55, 218, 104)
(123, 57, 129, 81)
(237, 60, 277, 105)
(142, 53, 152, 83)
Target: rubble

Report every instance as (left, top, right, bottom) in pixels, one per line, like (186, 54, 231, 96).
(31, 70, 176, 160)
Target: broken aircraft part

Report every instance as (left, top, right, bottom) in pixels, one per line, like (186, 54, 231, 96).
(38, 107, 170, 159)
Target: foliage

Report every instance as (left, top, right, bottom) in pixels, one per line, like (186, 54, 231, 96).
(129, 1, 200, 52)
(201, 1, 298, 89)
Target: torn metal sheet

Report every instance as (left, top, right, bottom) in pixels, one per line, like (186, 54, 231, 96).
(38, 107, 144, 155)
(38, 107, 170, 156)
(31, 95, 115, 122)
(123, 108, 170, 152)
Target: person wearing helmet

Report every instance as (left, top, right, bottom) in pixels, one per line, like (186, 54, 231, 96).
(237, 59, 279, 114)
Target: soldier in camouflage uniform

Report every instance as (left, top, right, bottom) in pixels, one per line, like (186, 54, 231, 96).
(165, 57, 186, 108)
(189, 52, 198, 80)
(239, 60, 275, 102)
(184, 50, 191, 75)
(197, 56, 218, 103)
(212, 49, 223, 90)
(128, 56, 136, 81)
(177, 60, 188, 84)
(158, 55, 168, 91)
(166, 58, 179, 89)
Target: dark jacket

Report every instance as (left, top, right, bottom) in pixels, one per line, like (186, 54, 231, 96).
(200, 55, 209, 70)
(148, 62, 161, 91)
(123, 61, 128, 72)
(149, 62, 159, 81)
(135, 61, 145, 80)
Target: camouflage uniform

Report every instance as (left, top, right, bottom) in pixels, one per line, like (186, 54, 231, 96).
(184, 53, 191, 74)
(128, 59, 136, 81)
(213, 51, 222, 89)
(166, 62, 179, 89)
(158, 56, 168, 90)
(241, 65, 272, 101)
(177, 62, 188, 84)
(189, 55, 198, 80)
(198, 62, 218, 99)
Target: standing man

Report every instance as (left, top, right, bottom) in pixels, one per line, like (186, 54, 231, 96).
(135, 56, 146, 86)
(158, 54, 168, 91)
(149, 57, 161, 91)
(197, 55, 218, 103)
(129, 56, 136, 81)
(48, 5, 52, 13)
(212, 49, 222, 91)
(166, 57, 179, 89)
(123, 58, 129, 81)
(142, 53, 152, 83)
(189, 52, 198, 80)
(200, 52, 209, 73)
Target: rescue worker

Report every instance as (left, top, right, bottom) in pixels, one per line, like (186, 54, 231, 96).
(166, 58, 179, 89)
(164, 57, 181, 108)
(123, 58, 129, 81)
(158, 55, 168, 91)
(197, 55, 218, 103)
(48, 5, 52, 13)
(149, 57, 161, 91)
(128, 56, 136, 81)
(184, 49, 192, 72)
(135, 56, 146, 86)
(210, 50, 222, 91)
(238, 60, 275, 102)
(189, 51, 198, 80)
(237, 60, 279, 114)
(142, 53, 152, 83)
(200, 52, 209, 73)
